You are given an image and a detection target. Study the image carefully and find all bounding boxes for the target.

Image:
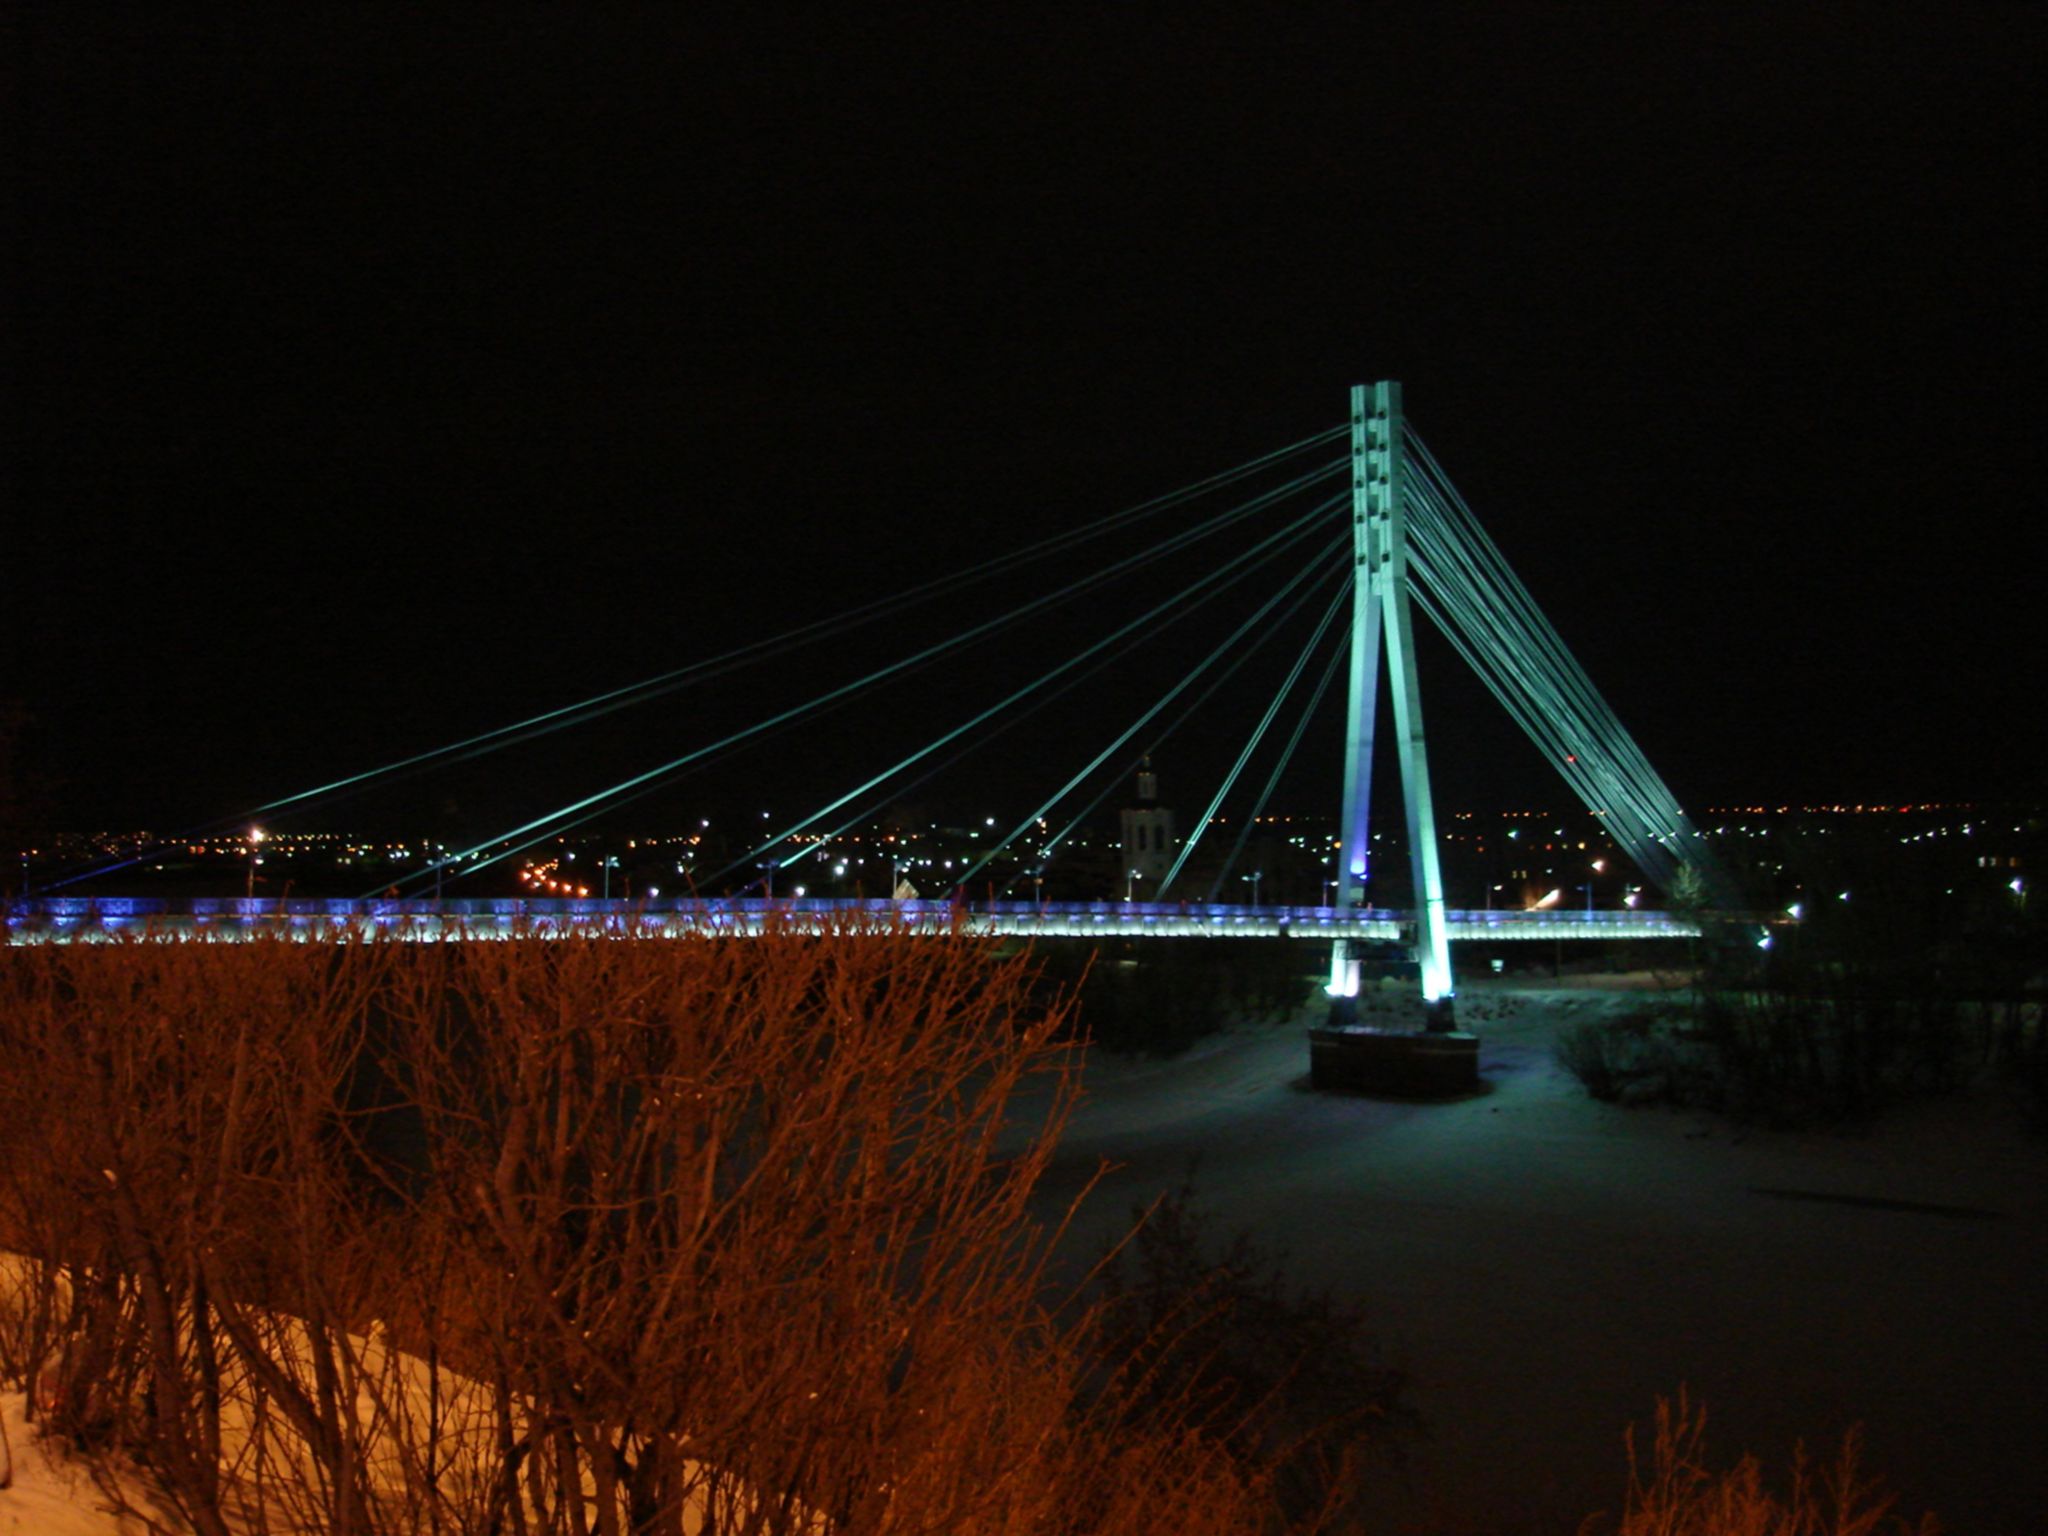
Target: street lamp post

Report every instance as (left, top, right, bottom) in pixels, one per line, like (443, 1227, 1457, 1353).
(246, 827, 264, 900)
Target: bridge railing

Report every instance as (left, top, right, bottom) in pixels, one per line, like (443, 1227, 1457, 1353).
(7, 894, 1702, 941)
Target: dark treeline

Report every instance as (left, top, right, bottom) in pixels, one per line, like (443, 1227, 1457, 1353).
(1026, 937, 1318, 1056)
(1559, 820, 2048, 1125)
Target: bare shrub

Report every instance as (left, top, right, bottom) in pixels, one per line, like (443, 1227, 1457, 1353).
(1556, 1019, 1626, 1101)
(1580, 1390, 1939, 1536)
(1, 923, 1342, 1534)
(0, 929, 399, 1534)
(1555, 1011, 1682, 1105)
(1090, 1180, 1414, 1530)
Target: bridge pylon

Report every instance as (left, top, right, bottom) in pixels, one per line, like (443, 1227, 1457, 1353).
(1329, 381, 1455, 1026)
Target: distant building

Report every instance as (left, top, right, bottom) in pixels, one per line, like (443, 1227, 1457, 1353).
(1119, 759, 1176, 890)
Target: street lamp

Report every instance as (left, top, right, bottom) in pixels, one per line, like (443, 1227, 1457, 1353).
(1243, 869, 1263, 906)
(246, 827, 265, 900)
(602, 855, 620, 900)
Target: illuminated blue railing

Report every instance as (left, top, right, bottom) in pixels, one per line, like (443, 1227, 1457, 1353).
(4, 895, 1702, 943)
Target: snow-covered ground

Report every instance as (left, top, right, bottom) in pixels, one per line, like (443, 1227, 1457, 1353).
(1033, 972, 2048, 1534)
(2, 1387, 154, 1535)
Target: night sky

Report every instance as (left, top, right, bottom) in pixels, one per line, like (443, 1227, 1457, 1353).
(8, 6, 2041, 841)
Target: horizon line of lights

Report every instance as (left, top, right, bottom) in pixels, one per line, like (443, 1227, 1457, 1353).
(31, 797, 2031, 849)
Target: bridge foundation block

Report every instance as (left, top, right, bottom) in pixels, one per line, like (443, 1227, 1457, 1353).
(1310, 1001, 1480, 1097)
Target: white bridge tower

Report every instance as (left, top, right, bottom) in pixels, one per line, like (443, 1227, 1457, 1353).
(1330, 381, 1455, 1023)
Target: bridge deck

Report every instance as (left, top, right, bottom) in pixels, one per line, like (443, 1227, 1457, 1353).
(7, 896, 1700, 942)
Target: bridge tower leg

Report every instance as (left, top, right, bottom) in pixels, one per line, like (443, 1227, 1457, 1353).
(1329, 381, 1455, 1025)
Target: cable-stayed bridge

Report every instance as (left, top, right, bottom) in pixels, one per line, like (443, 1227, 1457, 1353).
(24, 383, 1728, 1024)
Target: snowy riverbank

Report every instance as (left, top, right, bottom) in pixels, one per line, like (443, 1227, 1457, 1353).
(1035, 972, 2045, 1533)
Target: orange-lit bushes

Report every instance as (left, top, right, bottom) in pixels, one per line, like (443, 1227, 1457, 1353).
(1582, 1392, 1938, 1536)
(0, 926, 1343, 1534)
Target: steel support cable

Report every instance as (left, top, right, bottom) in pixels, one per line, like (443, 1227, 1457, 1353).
(710, 498, 1349, 888)
(1403, 554, 1574, 768)
(368, 637, 972, 898)
(1403, 441, 1624, 731)
(1410, 581, 1676, 888)
(1403, 467, 1658, 798)
(758, 598, 1201, 894)
(1405, 501, 1648, 818)
(985, 556, 1347, 901)
(1404, 497, 1697, 889)
(409, 493, 1352, 898)
(1404, 523, 1681, 872)
(432, 487, 1354, 882)
(1405, 434, 1685, 808)
(957, 534, 1349, 893)
(1206, 620, 1349, 903)
(1156, 578, 1350, 898)
(381, 558, 1206, 899)
(1402, 494, 1656, 821)
(41, 439, 1352, 898)
(247, 428, 1349, 825)
(386, 521, 1351, 902)
(1416, 508, 1705, 880)
(1403, 573, 1647, 859)
(364, 465, 1353, 894)
(1404, 466, 1640, 774)
(1403, 429, 1713, 891)
(987, 566, 1349, 903)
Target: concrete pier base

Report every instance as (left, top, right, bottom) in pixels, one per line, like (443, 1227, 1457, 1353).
(1309, 1019, 1480, 1097)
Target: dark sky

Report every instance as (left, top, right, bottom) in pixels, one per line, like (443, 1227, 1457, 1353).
(7, 5, 2041, 839)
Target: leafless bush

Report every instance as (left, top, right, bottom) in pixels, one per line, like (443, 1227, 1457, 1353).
(1555, 1009, 1687, 1106)
(0, 930, 399, 1534)
(0, 924, 1343, 1534)
(1090, 1181, 1413, 1530)
(1580, 1391, 1939, 1536)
